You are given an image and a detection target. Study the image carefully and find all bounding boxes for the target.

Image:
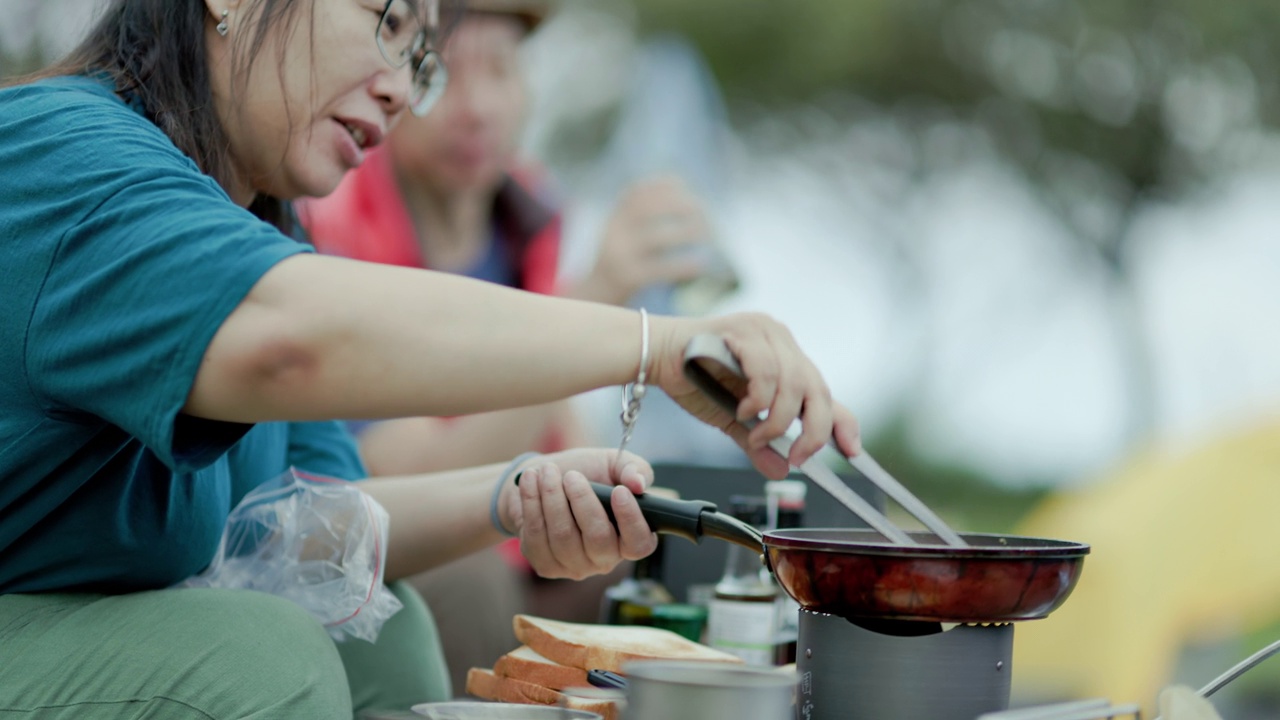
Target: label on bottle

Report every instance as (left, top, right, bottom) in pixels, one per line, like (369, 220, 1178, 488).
(616, 600, 655, 626)
(707, 598, 778, 666)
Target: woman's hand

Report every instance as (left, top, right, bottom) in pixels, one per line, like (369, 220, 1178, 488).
(569, 177, 710, 307)
(647, 313, 862, 480)
(496, 449, 658, 580)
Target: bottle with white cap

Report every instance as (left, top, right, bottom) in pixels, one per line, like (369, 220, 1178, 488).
(707, 495, 777, 666)
(766, 478, 807, 533)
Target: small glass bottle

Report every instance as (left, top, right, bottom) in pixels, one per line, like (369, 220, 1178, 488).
(707, 496, 778, 666)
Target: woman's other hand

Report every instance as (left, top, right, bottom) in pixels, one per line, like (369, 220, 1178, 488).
(569, 176, 710, 307)
(497, 449, 657, 580)
(648, 313, 862, 480)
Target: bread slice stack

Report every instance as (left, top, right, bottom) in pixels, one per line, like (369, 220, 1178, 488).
(510, 614, 741, 671)
(493, 645, 589, 690)
(466, 668, 619, 718)
(466, 614, 743, 719)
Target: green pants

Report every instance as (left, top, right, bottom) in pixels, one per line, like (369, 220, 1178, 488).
(0, 582, 451, 719)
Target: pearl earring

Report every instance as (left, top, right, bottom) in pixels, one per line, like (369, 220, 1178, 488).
(216, 10, 229, 36)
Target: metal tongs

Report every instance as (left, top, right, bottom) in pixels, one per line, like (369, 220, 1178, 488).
(976, 637, 1280, 720)
(682, 334, 968, 548)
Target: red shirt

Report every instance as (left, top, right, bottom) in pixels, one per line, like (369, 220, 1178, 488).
(297, 147, 562, 294)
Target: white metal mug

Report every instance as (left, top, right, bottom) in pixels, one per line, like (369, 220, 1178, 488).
(621, 661, 797, 720)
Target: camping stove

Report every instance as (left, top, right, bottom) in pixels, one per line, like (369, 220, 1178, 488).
(795, 609, 1014, 720)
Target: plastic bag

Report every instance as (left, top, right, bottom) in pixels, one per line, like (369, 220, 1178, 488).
(181, 468, 402, 642)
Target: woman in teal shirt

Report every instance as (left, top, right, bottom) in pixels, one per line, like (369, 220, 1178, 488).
(0, 0, 860, 717)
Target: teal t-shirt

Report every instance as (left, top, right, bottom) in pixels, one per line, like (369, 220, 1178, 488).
(0, 76, 366, 594)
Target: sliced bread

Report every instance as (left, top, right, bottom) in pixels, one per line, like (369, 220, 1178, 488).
(494, 645, 589, 690)
(465, 668, 619, 720)
(512, 614, 742, 672)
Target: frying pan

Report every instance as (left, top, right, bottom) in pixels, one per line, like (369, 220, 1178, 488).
(585, 334, 1090, 624)
(589, 483, 1088, 623)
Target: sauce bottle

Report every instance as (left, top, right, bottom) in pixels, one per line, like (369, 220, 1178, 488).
(706, 496, 778, 665)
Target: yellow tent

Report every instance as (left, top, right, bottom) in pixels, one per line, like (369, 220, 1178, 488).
(1012, 419, 1280, 714)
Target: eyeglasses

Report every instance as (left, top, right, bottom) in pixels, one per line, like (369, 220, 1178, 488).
(376, 0, 448, 116)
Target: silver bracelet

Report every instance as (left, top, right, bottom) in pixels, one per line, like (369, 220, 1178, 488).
(490, 451, 540, 537)
(614, 308, 649, 470)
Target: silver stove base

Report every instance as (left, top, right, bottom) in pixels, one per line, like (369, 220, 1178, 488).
(796, 610, 1014, 720)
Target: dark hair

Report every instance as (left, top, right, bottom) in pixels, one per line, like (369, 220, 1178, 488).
(20, 0, 312, 232)
(14, 0, 463, 233)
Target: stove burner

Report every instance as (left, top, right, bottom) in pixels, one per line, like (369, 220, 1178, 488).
(796, 610, 1014, 720)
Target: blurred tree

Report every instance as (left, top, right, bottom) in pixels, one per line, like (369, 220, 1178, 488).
(637, 0, 1280, 447)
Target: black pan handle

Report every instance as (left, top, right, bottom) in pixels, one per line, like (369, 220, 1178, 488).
(591, 481, 765, 554)
(512, 474, 715, 545)
(511, 475, 766, 553)
(585, 481, 716, 546)
(583, 482, 766, 553)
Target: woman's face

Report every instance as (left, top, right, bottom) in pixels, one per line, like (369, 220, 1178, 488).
(386, 14, 528, 195)
(206, 0, 420, 202)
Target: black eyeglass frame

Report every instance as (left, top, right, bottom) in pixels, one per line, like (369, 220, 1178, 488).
(376, 0, 448, 116)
